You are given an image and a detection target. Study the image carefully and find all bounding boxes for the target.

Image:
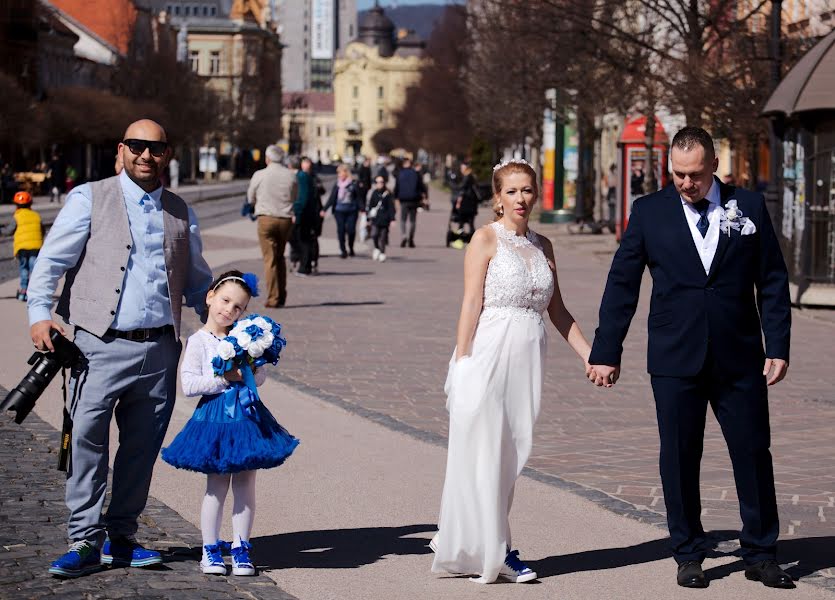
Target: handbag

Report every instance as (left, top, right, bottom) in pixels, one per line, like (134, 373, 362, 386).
(241, 200, 256, 221)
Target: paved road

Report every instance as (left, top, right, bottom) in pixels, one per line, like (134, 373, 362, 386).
(0, 183, 833, 598)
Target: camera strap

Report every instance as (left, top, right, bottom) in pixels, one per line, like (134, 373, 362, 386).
(58, 368, 73, 472)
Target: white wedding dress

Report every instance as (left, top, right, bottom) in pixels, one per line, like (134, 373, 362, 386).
(432, 221, 554, 583)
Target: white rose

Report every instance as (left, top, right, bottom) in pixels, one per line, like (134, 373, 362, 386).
(217, 340, 236, 360)
(261, 331, 274, 346)
(235, 332, 252, 348)
(725, 207, 738, 220)
(248, 344, 264, 358)
(253, 317, 270, 330)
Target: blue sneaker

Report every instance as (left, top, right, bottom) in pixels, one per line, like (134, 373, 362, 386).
(499, 550, 537, 583)
(100, 536, 162, 568)
(200, 544, 227, 575)
(49, 540, 102, 578)
(231, 541, 255, 576)
(216, 539, 232, 555)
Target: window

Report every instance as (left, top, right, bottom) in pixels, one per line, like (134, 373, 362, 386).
(352, 86, 358, 99)
(378, 109, 384, 123)
(189, 49, 200, 73)
(203, 5, 209, 16)
(317, 126, 322, 137)
(377, 86, 383, 99)
(173, 5, 180, 15)
(184, 5, 191, 16)
(209, 50, 221, 75)
(352, 109, 358, 121)
(210, 6, 217, 16)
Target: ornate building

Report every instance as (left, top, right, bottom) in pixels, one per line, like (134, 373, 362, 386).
(332, 4, 425, 158)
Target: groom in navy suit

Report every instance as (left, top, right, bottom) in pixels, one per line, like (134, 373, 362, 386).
(589, 127, 794, 589)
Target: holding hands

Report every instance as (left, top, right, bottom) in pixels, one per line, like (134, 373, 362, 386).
(587, 362, 619, 388)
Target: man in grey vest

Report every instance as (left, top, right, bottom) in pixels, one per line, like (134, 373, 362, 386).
(247, 144, 297, 307)
(27, 119, 213, 578)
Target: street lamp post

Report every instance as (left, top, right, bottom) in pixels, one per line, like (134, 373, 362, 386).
(765, 0, 783, 233)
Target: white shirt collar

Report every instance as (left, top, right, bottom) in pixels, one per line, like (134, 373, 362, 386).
(680, 177, 720, 209)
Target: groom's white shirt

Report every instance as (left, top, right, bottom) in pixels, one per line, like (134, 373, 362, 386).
(680, 179, 721, 275)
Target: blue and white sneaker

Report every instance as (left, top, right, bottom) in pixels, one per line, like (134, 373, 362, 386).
(216, 539, 232, 555)
(100, 536, 162, 568)
(200, 544, 227, 575)
(231, 541, 255, 576)
(49, 540, 102, 578)
(499, 550, 537, 583)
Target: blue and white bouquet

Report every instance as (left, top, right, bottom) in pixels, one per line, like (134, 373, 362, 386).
(210, 314, 286, 419)
(212, 314, 286, 376)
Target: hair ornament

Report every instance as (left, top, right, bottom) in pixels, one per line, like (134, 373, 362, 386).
(212, 272, 260, 297)
(493, 158, 533, 172)
(242, 272, 260, 297)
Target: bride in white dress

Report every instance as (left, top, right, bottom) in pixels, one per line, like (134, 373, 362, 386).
(431, 159, 596, 584)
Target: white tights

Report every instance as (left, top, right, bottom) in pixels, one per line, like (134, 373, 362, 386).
(201, 471, 257, 548)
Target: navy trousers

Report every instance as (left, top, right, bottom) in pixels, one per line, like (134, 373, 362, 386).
(651, 354, 778, 564)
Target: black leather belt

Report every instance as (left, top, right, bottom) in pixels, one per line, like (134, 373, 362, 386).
(104, 325, 174, 342)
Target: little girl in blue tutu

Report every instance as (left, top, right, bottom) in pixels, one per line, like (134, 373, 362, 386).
(162, 269, 298, 576)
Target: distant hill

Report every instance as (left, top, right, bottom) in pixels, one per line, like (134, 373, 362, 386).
(359, 4, 449, 42)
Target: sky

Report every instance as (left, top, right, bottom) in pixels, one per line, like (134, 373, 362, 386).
(357, 0, 457, 9)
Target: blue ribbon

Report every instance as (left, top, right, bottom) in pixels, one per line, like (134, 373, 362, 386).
(238, 363, 261, 422)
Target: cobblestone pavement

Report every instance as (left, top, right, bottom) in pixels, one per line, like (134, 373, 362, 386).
(0, 387, 296, 600)
(212, 185, 835, 586)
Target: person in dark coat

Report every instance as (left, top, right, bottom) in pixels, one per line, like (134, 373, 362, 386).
(292, 156, 319, 276)
(589, 127, 794, 590)
(366, 174, 396, 262)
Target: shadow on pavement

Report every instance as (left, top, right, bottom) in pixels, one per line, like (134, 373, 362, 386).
(277, 301, 384, 309)
(533, 530, 833, 584)
(310, 271, 375, 277)
(253, 524, 435, 570)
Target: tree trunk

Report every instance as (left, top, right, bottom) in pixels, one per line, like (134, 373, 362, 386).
(643, 111, 658, 194)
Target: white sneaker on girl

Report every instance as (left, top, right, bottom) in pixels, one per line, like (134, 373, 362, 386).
(201, 544, 227, 575)
(231, 541, 255, 576)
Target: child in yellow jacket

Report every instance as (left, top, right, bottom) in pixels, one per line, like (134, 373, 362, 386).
(10, 192, 43, 302)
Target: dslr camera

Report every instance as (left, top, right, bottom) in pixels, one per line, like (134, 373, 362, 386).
(2, 329, 83, 424)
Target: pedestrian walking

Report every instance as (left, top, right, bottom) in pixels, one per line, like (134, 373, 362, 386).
(394, 157, 426, 248)
(8, 191, 43, 302)
(247, 145, 298, 308)
(47, 153, 65, 203)
(169, 156, 180, 189)
(367, 174, 396, 262)
(356, 156, 372, 203)
(292, 157, 319, 276)
(431, 159, 594, 584)
(588, 127, 794, 590)
(322, 163, 362, 259)
(308, 162, 326, 274)
(27, 119, 213, 578)
(161, 270, 298, 577)
(450, 161, 480, 246)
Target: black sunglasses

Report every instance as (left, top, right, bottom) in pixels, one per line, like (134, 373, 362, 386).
(122, 138, 169, 157)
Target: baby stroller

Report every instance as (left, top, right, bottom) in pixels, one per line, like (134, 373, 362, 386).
(446, 205, 477, 248)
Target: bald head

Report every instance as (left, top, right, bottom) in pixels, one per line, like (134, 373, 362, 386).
(123, 119, 167, 143)
(119, 118, 170, 192)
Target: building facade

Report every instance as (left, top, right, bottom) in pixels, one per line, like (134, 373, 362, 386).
(281, 91, 336, 163)
(332, 5, 424, 158)
(277, 0, 356, 93)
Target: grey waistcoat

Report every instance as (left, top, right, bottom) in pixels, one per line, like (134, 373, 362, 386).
(55, 175, 191, 338)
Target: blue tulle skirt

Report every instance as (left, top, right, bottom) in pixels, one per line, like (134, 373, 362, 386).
(161, 385, 299, 474)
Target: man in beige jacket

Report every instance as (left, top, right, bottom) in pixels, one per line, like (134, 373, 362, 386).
(247, 145, 298, 307)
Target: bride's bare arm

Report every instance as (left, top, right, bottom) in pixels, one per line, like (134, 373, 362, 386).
(455, 226, 495, 360)
(540, 235, 593, 365)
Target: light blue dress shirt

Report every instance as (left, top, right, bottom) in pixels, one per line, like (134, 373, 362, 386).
(28, 170, 212, 329)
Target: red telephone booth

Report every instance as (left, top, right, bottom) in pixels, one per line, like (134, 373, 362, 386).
(617, 115, 669, 240)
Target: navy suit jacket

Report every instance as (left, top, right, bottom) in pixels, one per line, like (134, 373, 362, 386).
(589, 178, 791, 377)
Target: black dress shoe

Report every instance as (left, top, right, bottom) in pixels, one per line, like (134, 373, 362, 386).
(745, 560, 795, 589)
(677, 561, 708, 588)
(408, 239, 416, 248)
(400, 239, 408, 248)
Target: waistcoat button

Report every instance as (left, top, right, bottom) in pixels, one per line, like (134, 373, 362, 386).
(110, 310, 116, 315)
(115, 288, 120, 294)
(120, 266, 125, 271)
(126, 244, 131, 250)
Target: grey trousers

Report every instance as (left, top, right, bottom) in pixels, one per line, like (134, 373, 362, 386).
(66, 328, 181, 545)
(399, 201, 419, 240)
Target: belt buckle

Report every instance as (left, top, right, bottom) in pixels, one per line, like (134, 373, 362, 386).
(132, 328, 150, 342)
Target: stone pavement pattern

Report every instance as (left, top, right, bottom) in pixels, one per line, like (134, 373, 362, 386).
(208, 185, 835, 580)
(0, 389, 296, 600)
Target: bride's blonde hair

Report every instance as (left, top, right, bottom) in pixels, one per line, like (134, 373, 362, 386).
(492, 161, 538, 221)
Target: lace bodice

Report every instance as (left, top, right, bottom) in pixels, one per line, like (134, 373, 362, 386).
(481, 221, 554, 320)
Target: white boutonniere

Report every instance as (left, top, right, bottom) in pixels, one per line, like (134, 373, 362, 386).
(719, 199, 756, 236)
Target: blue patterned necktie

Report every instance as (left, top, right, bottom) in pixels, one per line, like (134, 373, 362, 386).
(694, 199, 710, 238)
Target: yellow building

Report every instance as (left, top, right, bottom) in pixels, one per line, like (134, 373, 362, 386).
(333, 5, 425, 158)
(282, 92, 337, 163)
